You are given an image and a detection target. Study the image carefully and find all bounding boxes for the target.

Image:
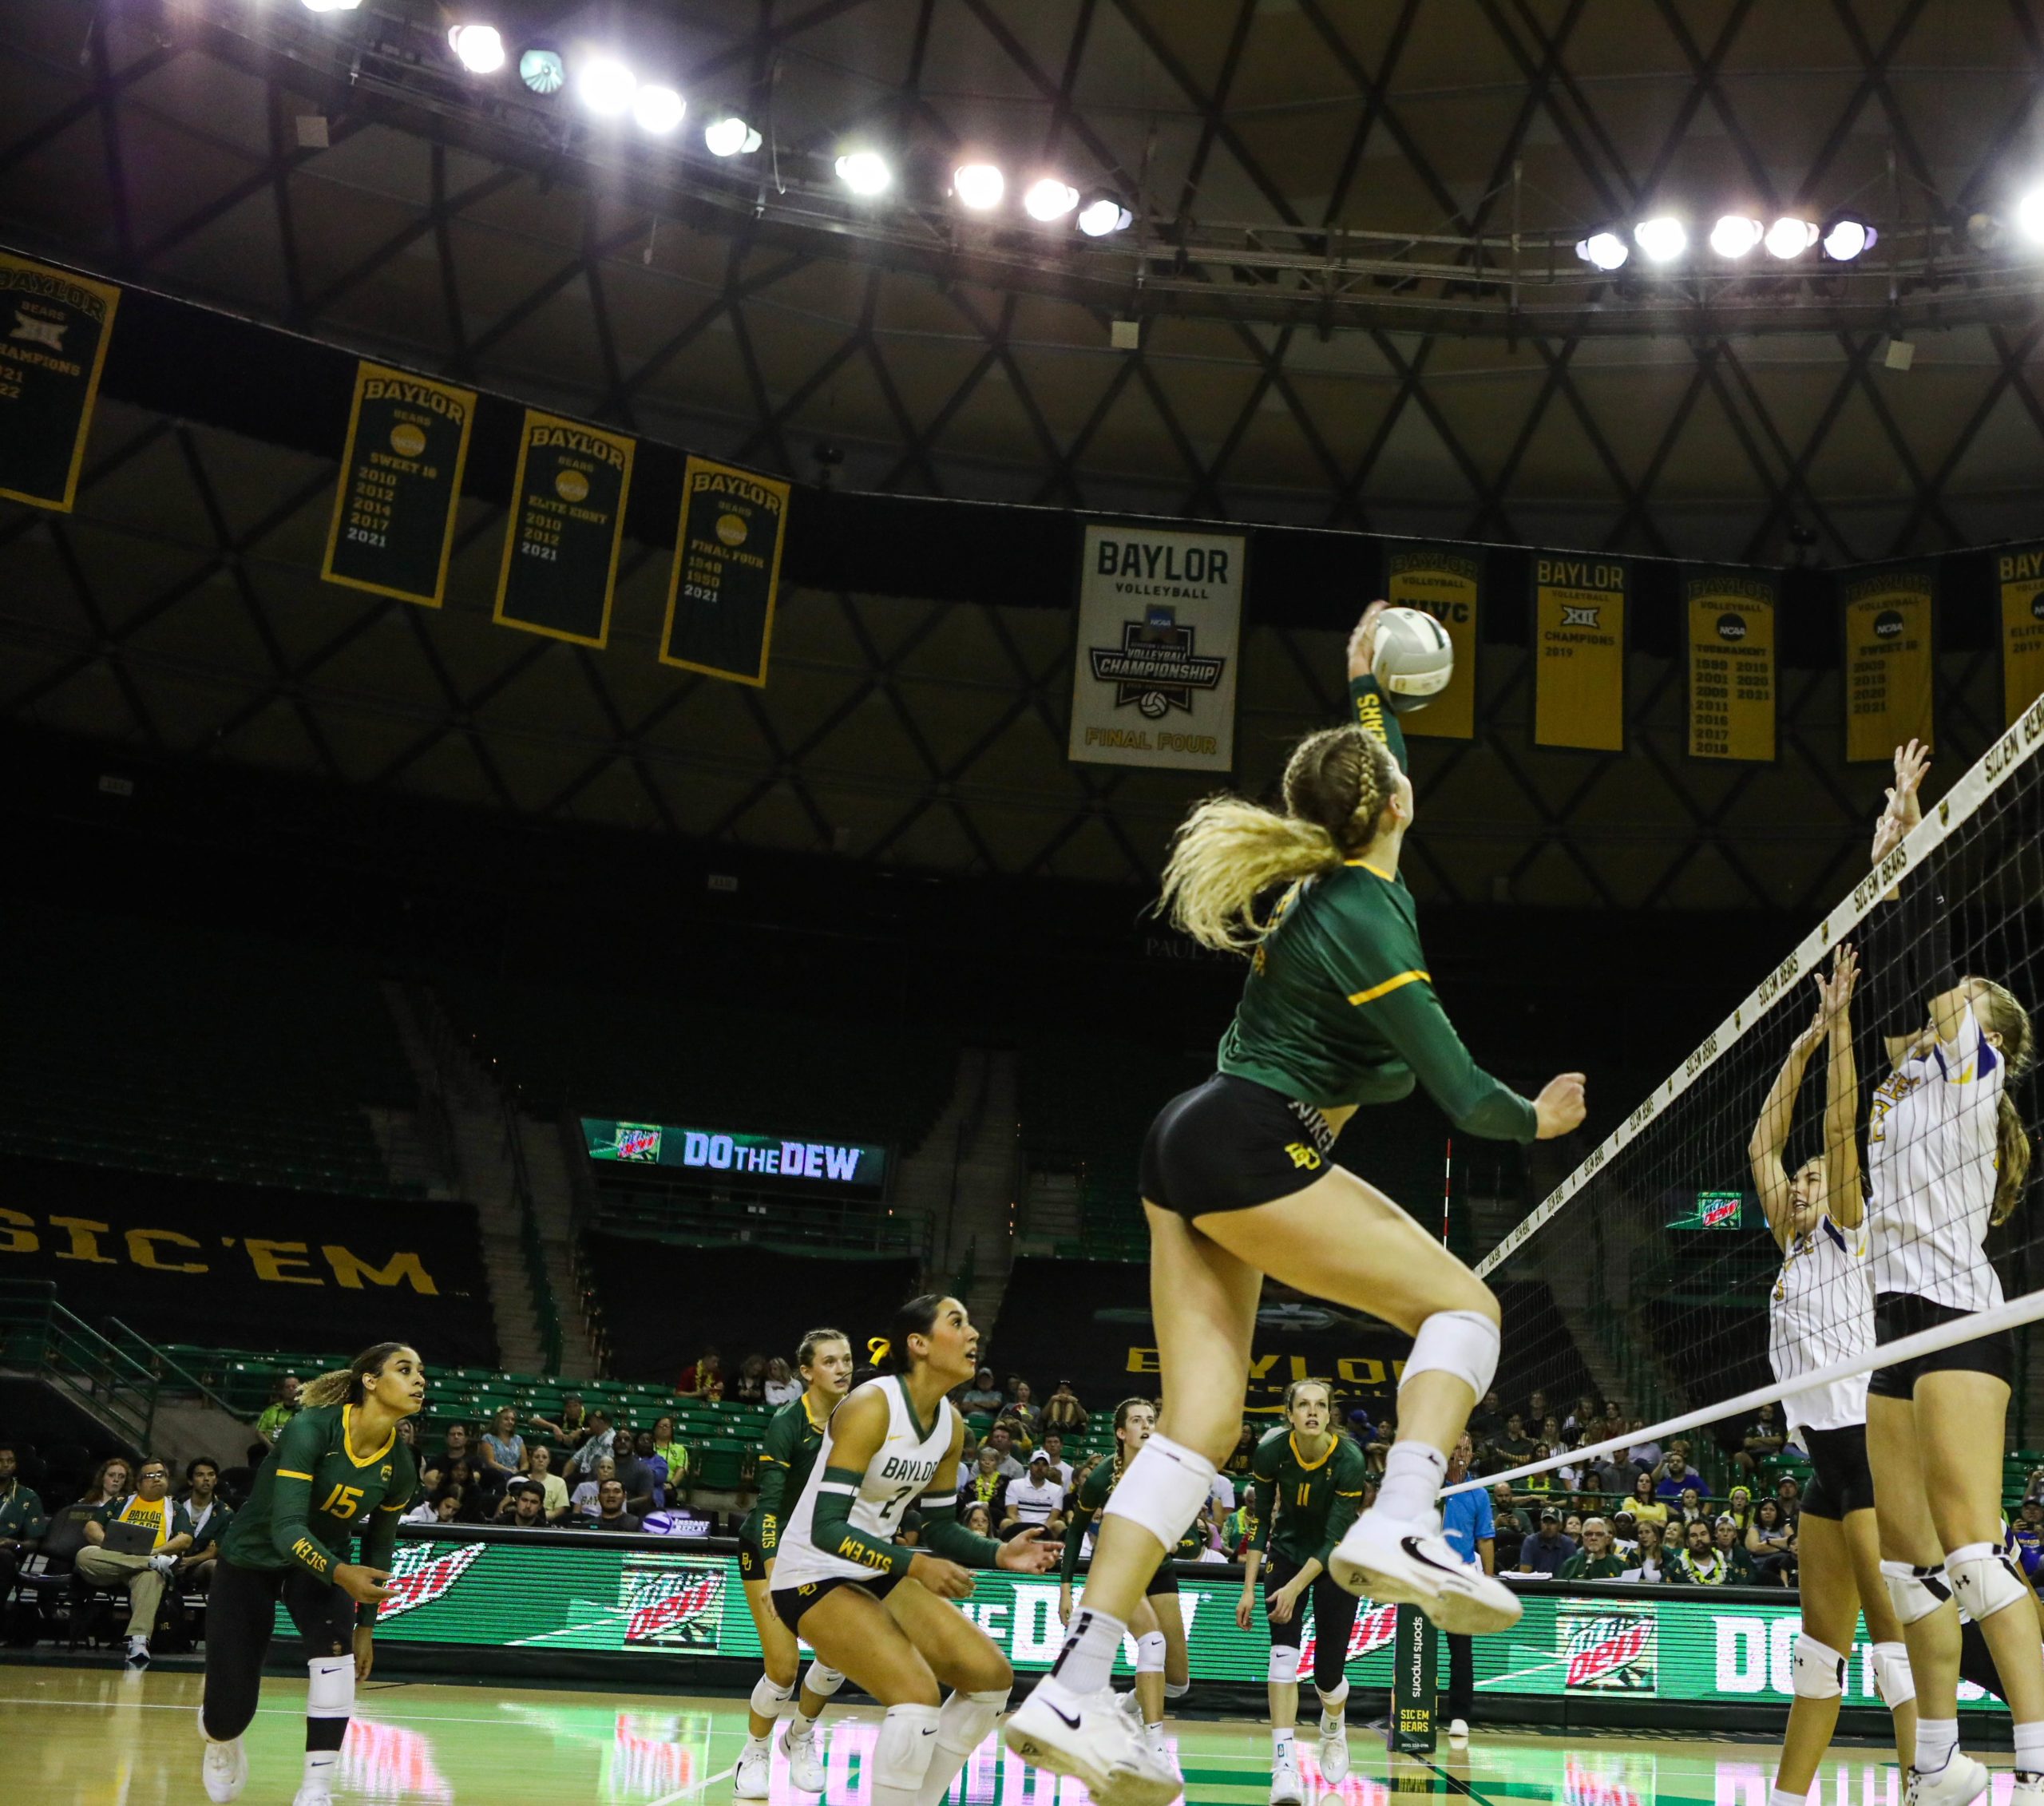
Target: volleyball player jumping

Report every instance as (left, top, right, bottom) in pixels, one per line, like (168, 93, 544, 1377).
(1749, 947, 1918, 1804)
(1006, 602, 1586, 1803)
(733, 1326, 856, 1798)
(1856, 741, 2038, 1806)
(768, 1295, 1060, 1806)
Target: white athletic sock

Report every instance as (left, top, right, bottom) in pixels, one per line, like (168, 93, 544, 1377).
(302, 1749, 339, 1793)
(1271, 1725, 1295, 1756)
(2014, 1721, 2044, 1774)
(1375, 1443, 1448, 1525)
(1048, 1607, 1127, 1698)
(743, 1733, 771, 1756)
(1915, 1717, 1959, 1774)
(1769, 1788, 1808, 1806)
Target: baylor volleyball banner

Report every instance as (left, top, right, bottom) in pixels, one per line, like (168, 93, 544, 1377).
(0, 251, 120, 512)
(1068, 522, 1245, 770)
(659, 457, 790, 685)
(321, 362, 476, 606)
(1998, 545, 2044, 728)
(493, 411, 635, 647)
(1533, 556, 1626, 751)
(1684, 570, 1777, 762)
(1842, 564, 1934, 762)
(1385, 544, 1478, 739)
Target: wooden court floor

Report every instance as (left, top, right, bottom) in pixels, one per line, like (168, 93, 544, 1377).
(0, 1665, 1991, 1806)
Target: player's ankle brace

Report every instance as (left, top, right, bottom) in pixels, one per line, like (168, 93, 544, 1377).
(1100, 1433, 1217, 1549)
(751, 1674, 794, 1717)
(803, 1661, 846, 1698)
(872, 1702, 941, 1803)
(1880, 1559, 1952, 1626)
(1872, 1641, 1915, 1708)
(1399, 1309, 1499, 1400)
(1948, 1543, 2031, 1622)
(1791, 1634, 1845, 1699)
(1135, 1631, 1167, 1675)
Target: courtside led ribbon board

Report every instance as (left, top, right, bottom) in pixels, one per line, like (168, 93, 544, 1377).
(1842, 564, 1934, 762)
(0, 251, 119, 512)
(659, 456, 790, 684)
(1533, 556, 1626, 751)
(1999, 544, 2044, 728)
(1386, 544, 1478, 740)
(321, 361, 477, 606)
(1685, 570, 1777, 762)
(1068, 522, 1246, 770)
(493, 410, 635, 648)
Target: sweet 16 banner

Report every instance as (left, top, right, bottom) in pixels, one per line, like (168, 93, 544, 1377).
(1068, 521, 1245, 771)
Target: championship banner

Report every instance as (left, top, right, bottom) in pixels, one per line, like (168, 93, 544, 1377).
(1533, 555, 1626, 751)
(0, 251, 120, 512)
(1068, 521, 1245, 770)
(492, 410, 635, 647)
(1842, 564, 1935, 762)
(1998, 545, 2044, 728)
(1684, 569, 1777, 762)
(321, 361, 476, 606)
(659, 456, 790, 685)
(1385, 544, 1478, 739)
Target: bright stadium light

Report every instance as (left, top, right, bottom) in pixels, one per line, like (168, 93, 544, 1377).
(1076, 192, 1133, 237)
(1574, 230, 1628, 271)
(519, 48, 565, 94)
(703, 113, 761, 156)
(953, 163, 1004, 210)
(447, 25, 505, 73)
(633, 85, 685, 134)
(2016, 188, 2044, 244)
(1764, 216, 1819, 259)
(1821, 216, 1877, 260)
(1709, 215, 1764, 258)
(1633, 216, 1687, 262)
(835, 151, 891, 196)
(576, 57, 636, 117)
(301, 0, 361, 11)
(1023, 177, 1079, 222)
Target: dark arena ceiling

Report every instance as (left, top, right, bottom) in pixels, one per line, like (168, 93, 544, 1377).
(2, 0, 2041, 906)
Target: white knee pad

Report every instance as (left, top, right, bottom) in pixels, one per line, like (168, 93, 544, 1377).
(1880, 1559, 1952, 1626)
(305, 1654, 355, 1721)
(1948, 1543, 2031, 1622)
(1100, 1434, 1217, 1549)
(1791, 1634, 1845, 1701)
(751, 1674, 794, 1717)
(873, 1703, 942, 1794)
(1399, 1309, 1499, 1400)
(1267, 1646, 1300, 1685)
(1872, 1641, 1916, 1709)
(803, 1661, 846, 1698)
(1135, 1632, 1167, 1676)
(1163, 1680, 1191, 1701)
(935, 1687, 1008, 1756)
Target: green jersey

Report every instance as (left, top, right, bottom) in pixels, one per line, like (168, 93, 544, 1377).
(1250, 1428, 1369, 1569)
(220, 1404, 418, 1609)
(1062, 1458, 1200, 1581)
(1559, 1550, 1626, 1581)
(1216, 675, 1536, 1138)
(742, 1393, 830, 1556)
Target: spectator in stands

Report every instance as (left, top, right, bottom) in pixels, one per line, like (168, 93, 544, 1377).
(732, 1356, 768, 1406)
(1713, 1515, 1758, 1584)
(1627, 1471, 1670, 1529)
(479, 1408, 525, 1487)
(0, 1442, 46, 1605)
(1632, 1520, 1669, 1582)
(1539, 1414, 1567, 1455)
(1491, 1483, 1531, 1548)
(568, 1410, 617, 1480)
(78, 1455, 188, 1667)
(438, 1420, 475, 1472)
(960, 1368, 1003, 1412)
(395, 1418, 419, 1455)
(1721, 1485, 1755, 1535)
(79, 1458, 131, 1511)
(1654, 1450, 1700, 1500)
(1736, 1401, 1786, 1479)
(632, 1432, 668, 1511)
(961, 1502, 994, 1538)
(1561, 1512, 1583, 1541)
(1562, 1396, 1598, 1440)
(1520, 1445, 1558, 1505)
(1773, 1474, 1802, 1522)
(1745, 1499, 1796, 1584)
(983, 1424, 1026, 1480)
(494, 1479, 548, 1528)
(1669, 1518, 1728, 1585)
(1525, 1388, 1549, 1424)
(402, 1493, 443, 1526)
(961, 1445, 1004, 1513)
(1560, 1517, 1624, 1580)
(1496, 1414, 1533, 1462)
(1600, 1402, 1626, 1447)
(1039, 1380, 1088, 1436)
(253, 1374, 300, 1448)
(2014, 1498, 2044, 1574)
(527, 1393, 588, 1455)
(431, 1492, 465, 1525)
(649, 1415, 687, 1482)
(678, 1349, 721, 1398)
(763, 1359, 800, 1408)
(1222, 1496, 1258, 1559)
(1626, 1419, 1662, 1471)
(1004, 1453, 1065, 1537)
(1036, 1432, 1073, 1490)
(524, 1445, 571, 1523)
(1468, 1388, 1504, 1443)
(699, 1372, 726, 1405)
(590, 1476, 642, 1533)
(1677, 1485, 1707, 1527)
(572, 1456, 616, 1520)
(1513, 1507, 1576, 1576)
(170, 1458, 229, 1596)
(608, 1434, 658, 1516)
(1586, 1448, 1631, 1497)
(1224, 1424, 1258, 1480)
(1608, 1509, 1638, 1558)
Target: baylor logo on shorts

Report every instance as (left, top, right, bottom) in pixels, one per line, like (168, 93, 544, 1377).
(1283, 1143, 1323, 1172)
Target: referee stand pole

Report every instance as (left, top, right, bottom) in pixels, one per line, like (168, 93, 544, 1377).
(1388, 1604, 1438, 1753)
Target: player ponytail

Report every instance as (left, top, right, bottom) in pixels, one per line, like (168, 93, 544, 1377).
(301, 1341, 413, 1409)
(1110, 1396, 1155, 1483)
(1159, 725, 1400, 954)
(876, 1295, 948, 1372)
(1964, 978, 2035, 1226)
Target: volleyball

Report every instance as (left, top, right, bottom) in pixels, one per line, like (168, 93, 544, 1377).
(1369, 605, 1455, 712)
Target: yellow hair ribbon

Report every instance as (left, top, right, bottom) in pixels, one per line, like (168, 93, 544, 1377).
(868, 1337, 890, 1365)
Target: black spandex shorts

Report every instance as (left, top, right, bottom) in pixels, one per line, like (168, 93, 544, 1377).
(1139, 1074, 1337, 1218)
(1146, 1563, 1179, 1598)
(1262, 1550, 1357, 1691)
(1797, 1423, 1876, 1520)
(1868, 1292, 2014, 1398)
(771, 1570, 901, 1633)
(737, 1531, 766, 1582)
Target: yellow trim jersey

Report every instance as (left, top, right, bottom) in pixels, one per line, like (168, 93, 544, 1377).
(219, 1403, 418, 1594)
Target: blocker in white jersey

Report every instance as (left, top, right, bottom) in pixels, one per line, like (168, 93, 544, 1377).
(1771, 1212, 1873, 1440)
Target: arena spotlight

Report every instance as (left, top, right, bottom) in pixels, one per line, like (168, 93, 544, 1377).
(633, 85, 684, 134)
(1023, 177, 1079, 222)
(952, 163, 1004, 210)
(1076, 192, 1134, 237)
(1573, 230, 1628, 271)
(1764, 216, 1819, 259)
(703, 113, 762, 156)
(301, 0, 361, 11)
(1820, 216, 1877, 260)
(1708, 215, 1764, 258)
(447, 24, 505, 73)
(576, 57, 636, 117)
(835, 150, 891, 196)
(1633, 216, 1687, 262)
(2016, 188, 2044, 244)
(518, 48, 565, 95)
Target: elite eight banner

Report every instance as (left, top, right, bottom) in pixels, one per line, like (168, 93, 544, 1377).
(1068, 521, 1245, 770)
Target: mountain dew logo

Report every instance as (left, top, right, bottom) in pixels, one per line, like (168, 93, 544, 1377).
(1297, 1602, 1397, 1677)
(378, 1542, 485, 1619)
(620, 1556, 723, 1648)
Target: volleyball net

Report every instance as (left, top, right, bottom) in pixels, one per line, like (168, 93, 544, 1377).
(1445, 699, 2044, 1502)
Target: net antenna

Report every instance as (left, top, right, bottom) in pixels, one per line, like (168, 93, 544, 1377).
(1448, 699, 2044, 1499)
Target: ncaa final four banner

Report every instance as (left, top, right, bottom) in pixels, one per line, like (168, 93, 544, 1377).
(321, 361, 477, 608)
(659, 455, 791, 686)
(1684, 568, 1777, 762)
(1998, 544, 2044, 728)
(0, 251, 121, 513)
(1842, 563, 1935, 763)
(1384, 544, 1478, 740)
(1532, 555, 1627, 751)
(1068, 521, 1246, 770)
(492, 410, 636, 648)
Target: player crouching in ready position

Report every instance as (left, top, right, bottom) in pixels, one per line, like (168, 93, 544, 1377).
(767, 1295, 1060, 1806)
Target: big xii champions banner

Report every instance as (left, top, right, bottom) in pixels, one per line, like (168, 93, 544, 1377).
(1533, 556, 1627, 751)
(1385, 545, 1478, 739)
(322, 361, 477, 606)
(1685, 569, 1777, 762)
(660, 456, 791, 684)
(493, 410, 635, 647)
(1999, 545, 2044, 728)
(1843, 564, 1935, 762)
(1068, 522, 1246, 770)
(0, 251, 120, 512)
